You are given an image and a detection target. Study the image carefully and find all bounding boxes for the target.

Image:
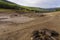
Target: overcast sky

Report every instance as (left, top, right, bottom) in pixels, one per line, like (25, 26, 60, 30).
(8, 0, 60, 8)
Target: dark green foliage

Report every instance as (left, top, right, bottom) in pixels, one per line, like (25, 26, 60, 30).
(0, 0, 20, 10)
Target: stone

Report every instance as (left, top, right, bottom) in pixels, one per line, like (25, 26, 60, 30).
(31, 29, 59, 40)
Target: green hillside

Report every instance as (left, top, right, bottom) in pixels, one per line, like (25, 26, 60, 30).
(0, 0, 20, 9)
(0, 0, 55, 13)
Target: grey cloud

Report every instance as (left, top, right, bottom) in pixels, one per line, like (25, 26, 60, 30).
(8, 0, 60, 8)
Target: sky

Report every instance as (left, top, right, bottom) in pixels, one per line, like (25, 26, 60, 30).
(8, 0, 60, 8)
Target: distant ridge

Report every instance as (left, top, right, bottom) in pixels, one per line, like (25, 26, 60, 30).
(0, 0, 58, 13)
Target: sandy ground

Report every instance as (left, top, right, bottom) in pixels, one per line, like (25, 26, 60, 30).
(0, 12, 60, 40)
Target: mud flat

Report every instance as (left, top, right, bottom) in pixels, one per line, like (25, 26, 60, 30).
(0, 12, 60, 40)
(0, 13, 35, 24)
(0, 16, 35, 23)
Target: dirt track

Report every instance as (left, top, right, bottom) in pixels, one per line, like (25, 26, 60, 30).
(0, 12, 60, 40)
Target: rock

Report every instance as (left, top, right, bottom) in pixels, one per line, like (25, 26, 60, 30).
(51, 31, 59, 37)
(32, 30, 40, 38)
(31, 29, 59, 40)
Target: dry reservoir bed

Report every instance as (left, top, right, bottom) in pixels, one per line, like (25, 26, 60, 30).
(0, 15, 35, 24)
(0, 12, 60, 40)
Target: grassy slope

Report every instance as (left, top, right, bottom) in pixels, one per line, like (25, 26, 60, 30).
(0, 0, 56, 13)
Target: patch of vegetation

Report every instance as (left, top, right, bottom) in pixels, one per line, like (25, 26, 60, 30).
(0, 0, 20, 10)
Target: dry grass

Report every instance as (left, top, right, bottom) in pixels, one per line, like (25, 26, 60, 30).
(0, 9, 16, 13)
